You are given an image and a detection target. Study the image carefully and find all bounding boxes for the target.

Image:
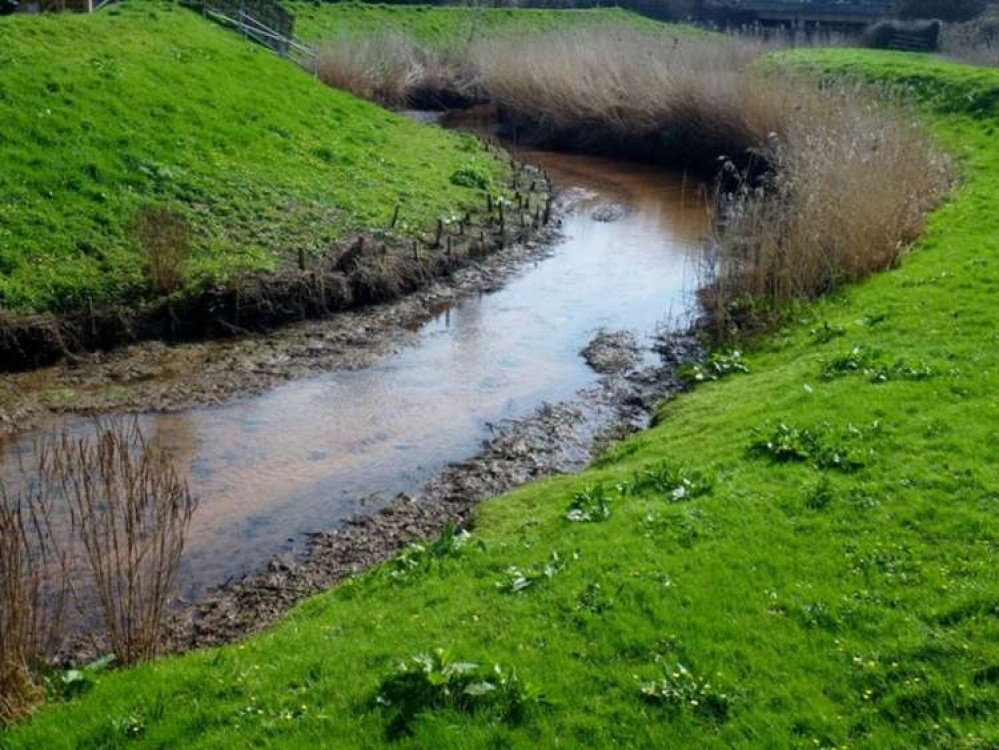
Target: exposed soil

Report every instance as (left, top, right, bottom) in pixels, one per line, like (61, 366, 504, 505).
(164, 328, 703, 653)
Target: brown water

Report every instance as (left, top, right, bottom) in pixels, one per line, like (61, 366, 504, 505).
(3, 147, 707, 600)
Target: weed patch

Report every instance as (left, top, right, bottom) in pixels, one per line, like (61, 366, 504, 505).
(620, 461, 713, 502)
(680, 349, 749, 383)
(748, 421, 881, 471)
(496, 552, 569, 594)
(565, 485, 613, 523)
(375, 649, 544, 738)
(641, 663, 733, 721)
(822, 345, 936, 383)
(384, 523, 472, 582)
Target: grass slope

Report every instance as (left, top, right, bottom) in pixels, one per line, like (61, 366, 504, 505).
(5, 52, 999, 749)
(286, 2, 668, 46)
(0, 2, 503, 315)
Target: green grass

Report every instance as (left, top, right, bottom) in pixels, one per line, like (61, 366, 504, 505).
(5, 51, 999, 749)
(0, 2, 505, 315)
(286, 2, 668, 47)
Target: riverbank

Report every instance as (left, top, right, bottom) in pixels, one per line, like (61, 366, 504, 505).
(0, 183, 560, 438)
(5, 51, 998, 748)
(0, 2, 540, 370)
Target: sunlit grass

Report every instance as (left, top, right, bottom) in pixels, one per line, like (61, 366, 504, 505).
(3, 51, 998, 748)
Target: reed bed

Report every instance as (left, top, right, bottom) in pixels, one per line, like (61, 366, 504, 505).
(317, 27, 951, 335)
(317, 31, 475, 108)
(473, 30, 950, 334)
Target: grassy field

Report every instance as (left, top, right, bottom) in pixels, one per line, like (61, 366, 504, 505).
(3, 50, 997, 749)
(285, 2, 667, 46)
(0, 2, 505, 315)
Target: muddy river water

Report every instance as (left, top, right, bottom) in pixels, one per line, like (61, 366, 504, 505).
(2, 146, 707, 602)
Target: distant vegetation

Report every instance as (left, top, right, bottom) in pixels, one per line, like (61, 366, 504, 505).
(286, 2, 667, 45)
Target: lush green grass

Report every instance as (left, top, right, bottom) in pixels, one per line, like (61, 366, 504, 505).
(5, 51, 999, 749)
(286, 2, 668, 47)
(0, 2, 504, 315)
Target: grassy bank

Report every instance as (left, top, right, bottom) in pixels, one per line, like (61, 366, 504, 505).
(0, 2, 506, 317)
(286, 3, 666, 47)
(3, 50, 997, 748)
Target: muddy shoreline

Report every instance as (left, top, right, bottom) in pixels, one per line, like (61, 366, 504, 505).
(163, 328, 703, 654)
(31, 177, 708, 662)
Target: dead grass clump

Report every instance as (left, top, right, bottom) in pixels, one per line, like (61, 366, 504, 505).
(132, 205, 192, 297)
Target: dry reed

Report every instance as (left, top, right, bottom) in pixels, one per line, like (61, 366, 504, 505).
(53, 421, 197, 664)
(0, 450, 72, 724)
(469, 29, 951, 335)
(317, 31, 473, 108)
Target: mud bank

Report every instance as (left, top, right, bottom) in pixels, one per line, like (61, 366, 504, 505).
(164, 329, 703, 653)
(0, 154, 554, 375)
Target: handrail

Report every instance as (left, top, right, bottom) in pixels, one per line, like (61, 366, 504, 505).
(188, 0, 319, 76)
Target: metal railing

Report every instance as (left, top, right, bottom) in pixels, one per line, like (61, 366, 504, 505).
(189, 0, 319, 75)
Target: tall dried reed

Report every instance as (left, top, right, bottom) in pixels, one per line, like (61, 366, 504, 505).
(317, 31, 472, 108)
(701, 90, 950, 334)
(53, 421, 197, 664)
(469, 29, 951, 335)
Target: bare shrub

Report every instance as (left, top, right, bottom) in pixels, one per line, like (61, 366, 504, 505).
(0, 418, 197, 720)
(1, 441, 78, 724)
(50, 420, 197, 665)
(132, 205, 192, 297)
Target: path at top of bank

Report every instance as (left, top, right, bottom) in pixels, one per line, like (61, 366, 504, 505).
(6, 53, 999, 750)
